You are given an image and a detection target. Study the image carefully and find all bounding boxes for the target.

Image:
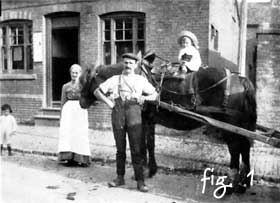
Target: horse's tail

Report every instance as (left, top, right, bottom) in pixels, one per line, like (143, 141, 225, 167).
(240, 76, 257, 131)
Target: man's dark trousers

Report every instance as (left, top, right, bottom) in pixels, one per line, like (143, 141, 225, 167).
(111, 98, 144, 181)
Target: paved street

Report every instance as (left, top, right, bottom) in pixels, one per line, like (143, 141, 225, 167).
(1, 160, 188, 203)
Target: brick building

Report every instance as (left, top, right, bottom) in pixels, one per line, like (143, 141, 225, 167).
(0, 0, 241, 127)
(246, 0, 280, 181)
(247, 0, 280, 132)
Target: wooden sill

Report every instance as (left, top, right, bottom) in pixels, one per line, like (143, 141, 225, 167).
(0, 73, 37, 80)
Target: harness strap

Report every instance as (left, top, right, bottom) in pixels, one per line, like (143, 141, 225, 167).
(118, 75, 121, 98)
(189, 72, 195, 94)
(198, 72, 233, 94)
(222, 68, 231, 109)
(224, 68, 231, 97)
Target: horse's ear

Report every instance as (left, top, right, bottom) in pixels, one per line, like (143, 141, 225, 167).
(90, 58, 101, 78)
(143, 50, 156, 64)
(136, 51, 142, 62)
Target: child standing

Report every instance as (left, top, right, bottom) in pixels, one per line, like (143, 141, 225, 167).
(0, 104, 17, 156)
(177, 30, 202, 73)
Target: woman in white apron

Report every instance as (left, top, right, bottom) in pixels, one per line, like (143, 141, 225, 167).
(58, 64, 91, 166)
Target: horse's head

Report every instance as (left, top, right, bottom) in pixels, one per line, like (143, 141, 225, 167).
(79, 63, 126, 108)
(79, 65, 100, 108)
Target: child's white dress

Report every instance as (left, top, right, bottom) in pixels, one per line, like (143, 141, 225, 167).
(178, 46, 202, 72)
(0, 115, 17, 145)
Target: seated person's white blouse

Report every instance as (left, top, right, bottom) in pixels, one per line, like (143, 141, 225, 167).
(178, 46, 202, 71)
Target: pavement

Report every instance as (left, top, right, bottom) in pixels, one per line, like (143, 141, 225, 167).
(1, 161, 189, 203)
(4, 124, 280, 181)
(5, 124, 231, 173)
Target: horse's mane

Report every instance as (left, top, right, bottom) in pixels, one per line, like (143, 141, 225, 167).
(95, 63, 124, 79)
(239, 76, 257, 130)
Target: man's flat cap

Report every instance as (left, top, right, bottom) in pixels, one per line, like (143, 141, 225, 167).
(122, 53, 139, 61)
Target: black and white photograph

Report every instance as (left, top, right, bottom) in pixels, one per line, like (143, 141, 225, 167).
(0, 0, 279, 202)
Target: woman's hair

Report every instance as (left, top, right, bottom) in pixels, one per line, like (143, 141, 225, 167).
(69, 64, 82, 73)
(1, 104, 13, 113)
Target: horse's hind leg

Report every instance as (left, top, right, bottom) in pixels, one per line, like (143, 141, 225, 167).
(226, 135, 242, 194)
(240, 138, 251, 188)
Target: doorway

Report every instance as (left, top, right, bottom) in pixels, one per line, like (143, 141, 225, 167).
(45, 12, 79, 106)
(52, 28, 78, 101)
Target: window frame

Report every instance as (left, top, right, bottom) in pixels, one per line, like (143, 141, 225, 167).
(0, 20, 33, 73)
(101, 12, 145, 64)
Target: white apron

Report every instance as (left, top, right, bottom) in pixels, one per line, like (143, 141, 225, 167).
(58, 100, 91, 156)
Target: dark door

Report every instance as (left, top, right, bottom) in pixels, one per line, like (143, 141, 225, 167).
(51, 28, 78, 101)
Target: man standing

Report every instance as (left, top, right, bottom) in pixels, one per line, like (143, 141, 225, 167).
(94, 53, 157, 192)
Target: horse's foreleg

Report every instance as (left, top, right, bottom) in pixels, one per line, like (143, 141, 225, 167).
(142, 121, 157, 177)
(146, 123, 157, 177)
(140, 124, 148, 166)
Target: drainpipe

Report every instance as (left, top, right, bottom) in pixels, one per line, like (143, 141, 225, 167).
(238, 0, 248, 76)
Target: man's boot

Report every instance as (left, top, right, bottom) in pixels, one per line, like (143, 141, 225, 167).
(137, 180, 149, 192)
(0, 144, 3, 156)
(7, 144, 12, 156)
(108, 176, 125, 187)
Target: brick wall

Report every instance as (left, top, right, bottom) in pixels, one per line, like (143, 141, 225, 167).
(256, 30, 280, 131)
(0, 97, 42, 124)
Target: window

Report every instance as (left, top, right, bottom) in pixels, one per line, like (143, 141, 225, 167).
(211, 25, 219, 51)
(0, 20, 33, 72)
(101, 12, 145, 64)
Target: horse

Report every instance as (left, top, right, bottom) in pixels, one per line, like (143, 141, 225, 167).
(79, 56, 257, 194)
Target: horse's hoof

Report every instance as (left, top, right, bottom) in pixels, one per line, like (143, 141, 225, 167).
(240, 177, 251, 188)
(234, 184, 247, 194)
(215, 187, 234, 196)
(148, 168, 157, 178)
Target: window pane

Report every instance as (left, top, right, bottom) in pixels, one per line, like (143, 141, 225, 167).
(116, 41, 132, 63)
(105, 30, 110, 41)
(27, 45, 33, 70)
(12, 34, 17, 45)
(11, 26, 23, 45)
(1, 47, 8, 70)
(105, 19, 110, 30)
(125, 30, 132, 40)
(28, 25, 32, 44)
(138, 29, 144, 40)
(116, 19, 123, 29)
(138, 18, 144, 39)
(124, 19, 132, 29)
(138, 18, 144, 29)
(2, 27, 6, 45)
(12, 46, 24, 69)
(116, 30, 123, 40)
(18, 26, 24, 44)
(104, 42, 111, 65)
(136, 41, 145, 55)
(18, 35, 24, 44)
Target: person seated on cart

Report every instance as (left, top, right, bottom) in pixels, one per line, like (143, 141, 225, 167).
(177, 30, 202, 74)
